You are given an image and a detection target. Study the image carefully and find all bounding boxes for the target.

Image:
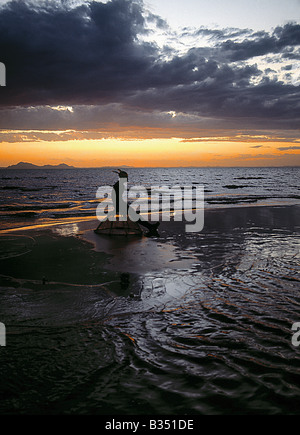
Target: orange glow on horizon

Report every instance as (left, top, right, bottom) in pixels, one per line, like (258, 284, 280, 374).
(0, 137, 299, 167)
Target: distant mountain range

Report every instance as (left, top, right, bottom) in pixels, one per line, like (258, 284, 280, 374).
(6, 162, 75, 169)
(5, 162, 133, 170)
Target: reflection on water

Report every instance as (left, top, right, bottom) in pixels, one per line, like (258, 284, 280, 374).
(0, 206, 299, 415)
(52, 223, 80, 237)
(82, 230, 196, 273)
(1, 166, 299, 231)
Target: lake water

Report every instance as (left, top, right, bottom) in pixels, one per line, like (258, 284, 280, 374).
(0, 167, 299, 415)
(0, 166, 299, 231)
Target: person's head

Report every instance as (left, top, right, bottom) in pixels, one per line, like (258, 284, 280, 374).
(113, 169, 128, 179)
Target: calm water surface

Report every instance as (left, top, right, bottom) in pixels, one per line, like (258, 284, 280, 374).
(0, 168, 299, 415)
(0, 166, 299, 230)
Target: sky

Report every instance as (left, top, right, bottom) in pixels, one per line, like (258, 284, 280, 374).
(0, 0, 299, 167)
(147, 0, 300, 31)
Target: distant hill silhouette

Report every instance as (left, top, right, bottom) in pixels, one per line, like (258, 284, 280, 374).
(5, 162, 134, 169)
(6, 162, 75, 169)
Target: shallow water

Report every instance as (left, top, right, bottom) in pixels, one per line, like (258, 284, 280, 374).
(1, 166, 299, 231)
(0, 206, 299, 415)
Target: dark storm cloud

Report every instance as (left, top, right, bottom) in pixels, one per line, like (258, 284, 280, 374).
(194, 27, 252, 40)
(0, 0, 153, 105)
(277, 146, 300, 151)
(219, 23, 300, 61)
(0, 0, 299, 132)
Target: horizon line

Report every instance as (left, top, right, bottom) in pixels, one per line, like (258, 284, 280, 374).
(1, 162, 300, 169)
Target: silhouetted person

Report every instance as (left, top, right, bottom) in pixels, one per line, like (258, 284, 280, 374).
(112, 169, 160, 236)
(112, 169, 128, 216)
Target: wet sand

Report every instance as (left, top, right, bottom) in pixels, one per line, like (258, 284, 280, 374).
(0, 204, 298, 290)
(0, 204, 300, 415)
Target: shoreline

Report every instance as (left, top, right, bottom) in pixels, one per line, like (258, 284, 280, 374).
(0, 203, 299, 415)
(0, 202, 299, 235)
(0, 203, 299, 290)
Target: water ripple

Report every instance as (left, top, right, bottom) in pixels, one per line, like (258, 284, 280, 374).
(0, 205, 300, 414)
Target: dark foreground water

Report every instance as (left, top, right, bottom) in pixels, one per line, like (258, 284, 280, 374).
(0, 205, 299, 415)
